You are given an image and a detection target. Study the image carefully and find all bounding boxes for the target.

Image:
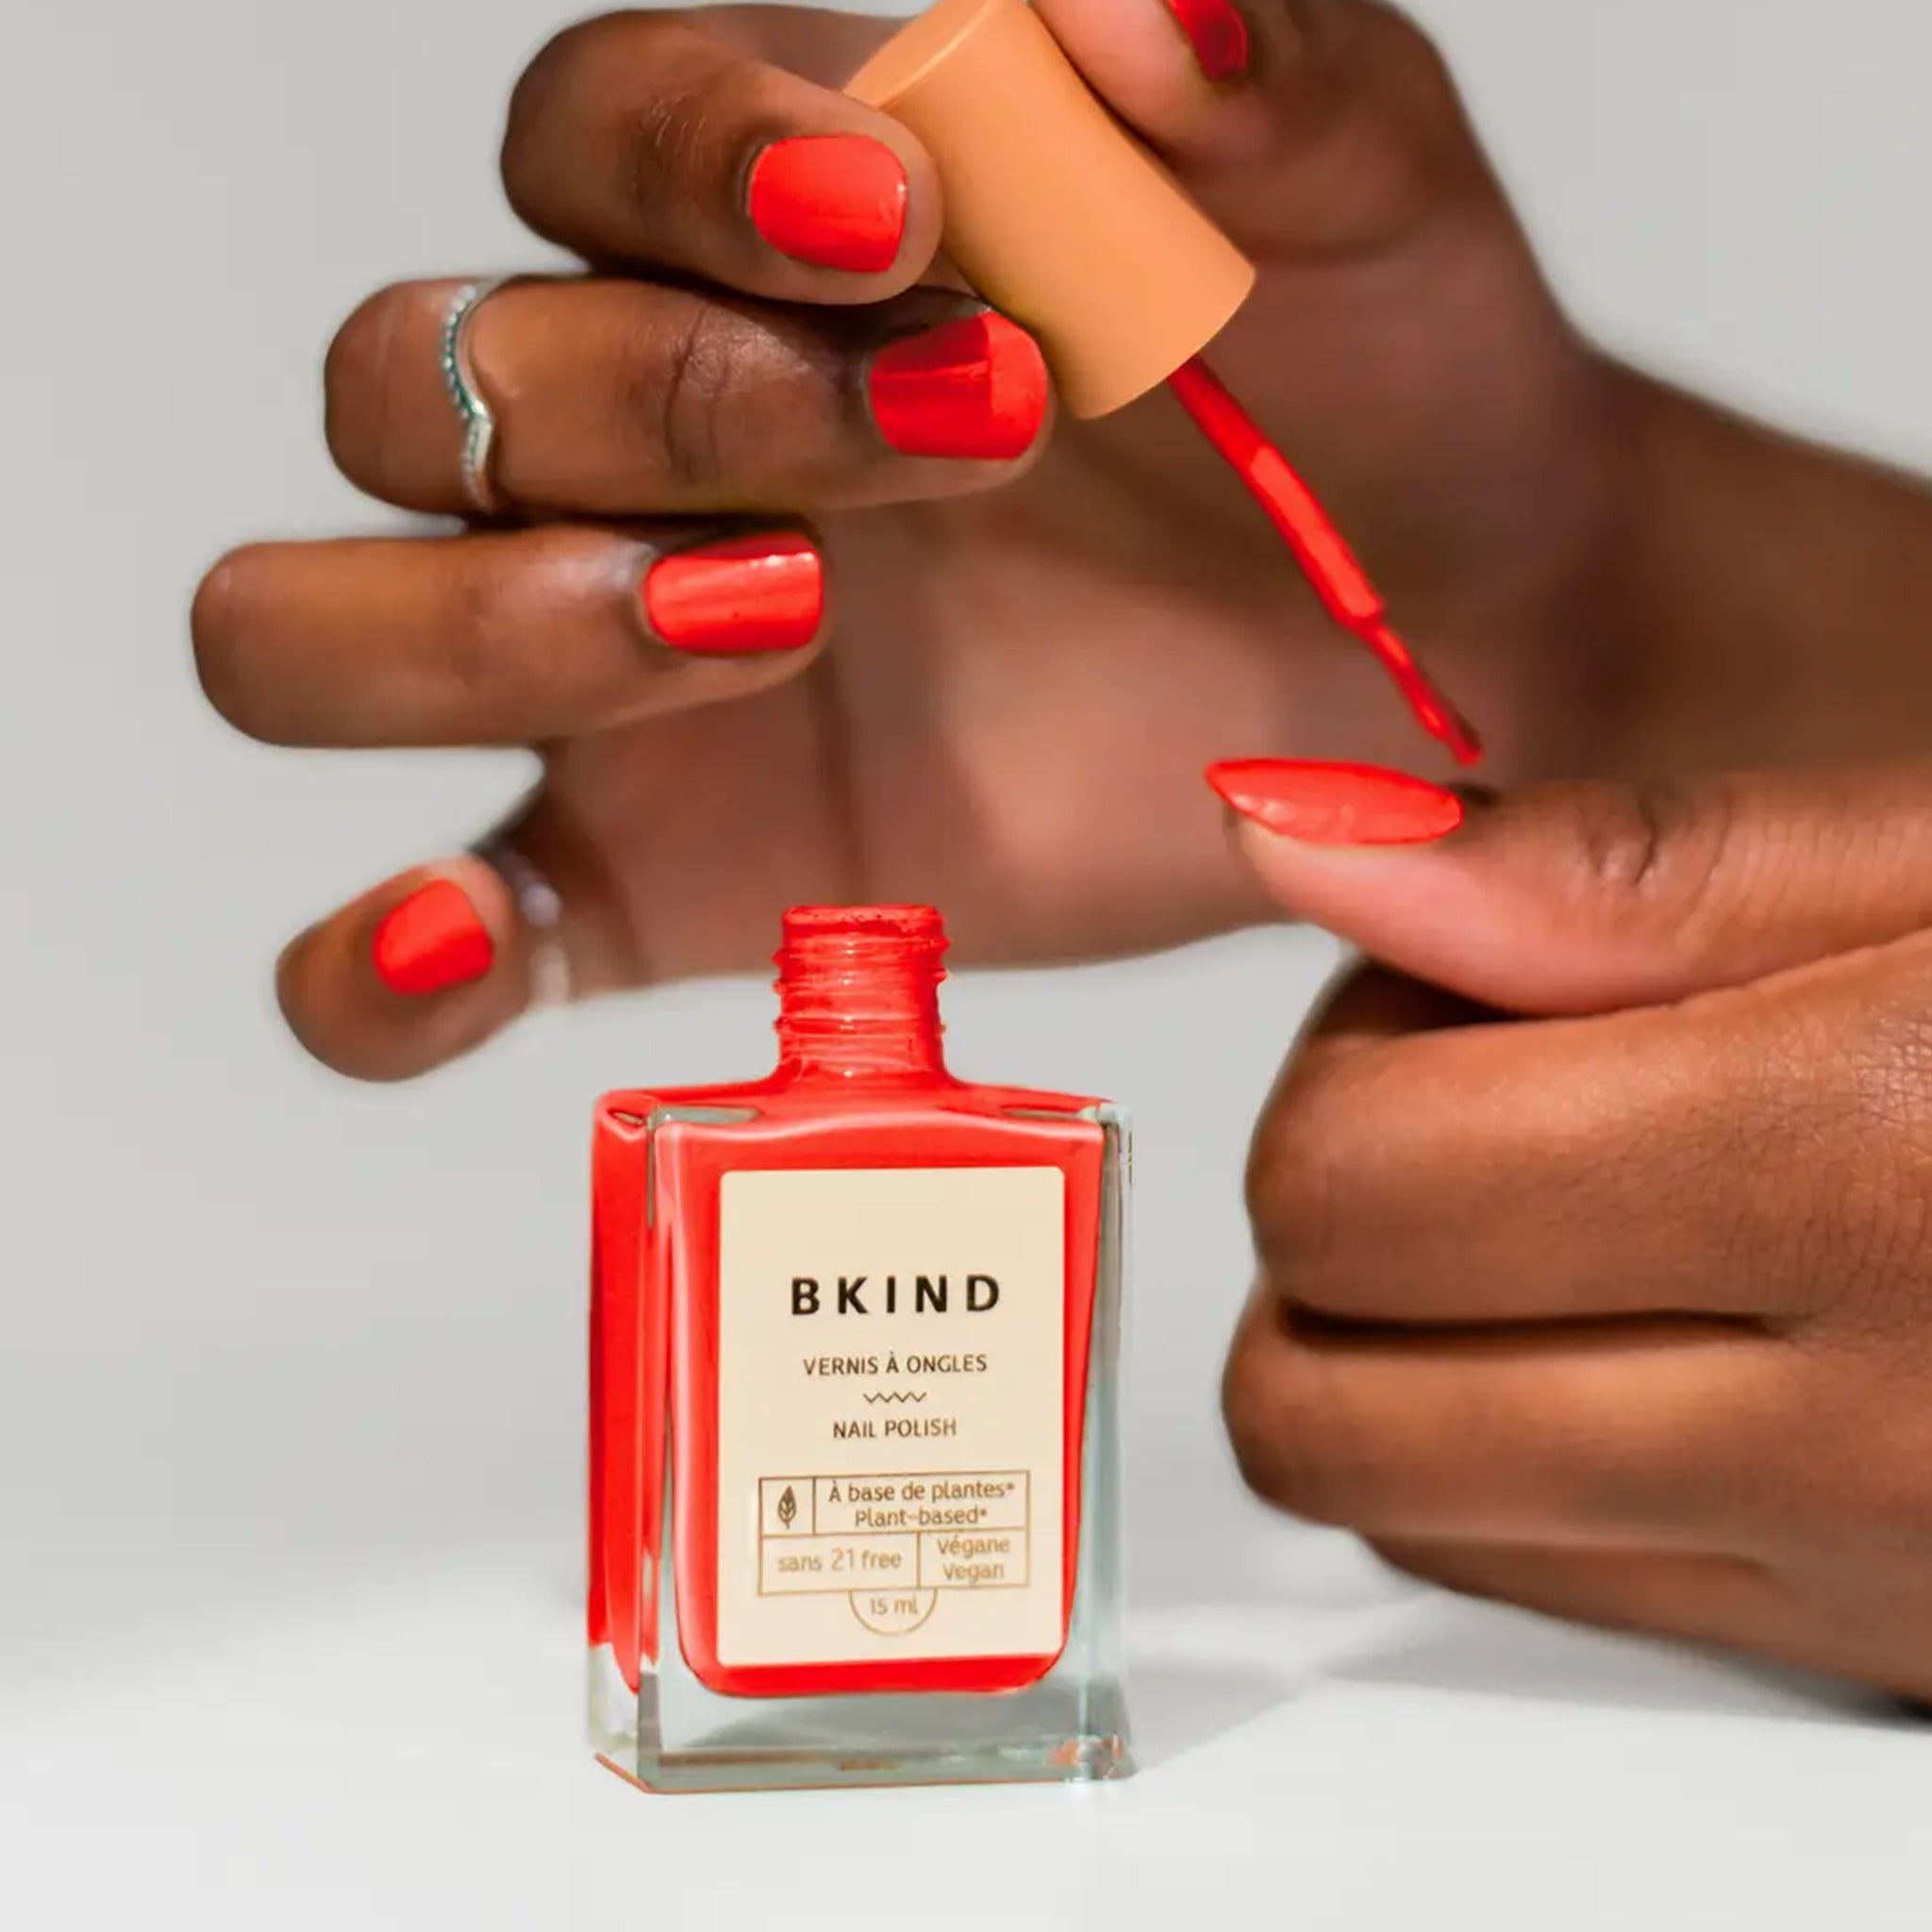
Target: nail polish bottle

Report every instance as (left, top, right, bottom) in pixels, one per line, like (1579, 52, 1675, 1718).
(589, 907, 1132, 1792)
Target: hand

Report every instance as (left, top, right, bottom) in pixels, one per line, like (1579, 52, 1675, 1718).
(1219, 757, 1932, 1702)
(192, 1, 1627, 1079)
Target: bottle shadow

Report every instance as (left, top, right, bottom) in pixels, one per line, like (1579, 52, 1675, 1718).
(1327, 1595, 1894, 1730)
(1127, 1656, 1304, 1769)
(1124, 1600, 1919, 1777)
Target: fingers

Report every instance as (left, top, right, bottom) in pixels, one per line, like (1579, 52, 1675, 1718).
(1040, 0, 1495, 249)
(1035, 0, 1265, 144)
(500, 3, 1492, 290)
(501, 11, 937, 299)
(1249, 968, 1836, 1326)
(192, 525, 825, 748)
(325, 278, 1050, 519)
(1221, 1299, 1790, 1552)
(1216, 759, 1932, 1018)
(276, 798, 631, 1084)
(276, 857, 529, 1083)
(1249, 934, 1925, 1329)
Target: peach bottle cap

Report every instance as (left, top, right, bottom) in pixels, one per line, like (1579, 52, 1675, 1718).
(847, 0, 1257, 419)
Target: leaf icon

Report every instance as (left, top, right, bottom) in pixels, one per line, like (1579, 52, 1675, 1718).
(777, 1485, 798, 1529)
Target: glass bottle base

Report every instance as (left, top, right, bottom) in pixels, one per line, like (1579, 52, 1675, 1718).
(591, 1646, 1132, 1794)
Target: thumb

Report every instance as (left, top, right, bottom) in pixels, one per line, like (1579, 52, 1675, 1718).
(1039, 0, 1495, 252)
(1208, 758, 1932, 1016)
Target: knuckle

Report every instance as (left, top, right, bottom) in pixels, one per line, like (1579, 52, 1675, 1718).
(1802, 1368, 1932, 1563)
(1243, 1055, 1364, 1291)
(430, 542, 636, 728)
(191, 551, 275, 739)
(1864, 1424, 1932, 1558)
(1561, 778, 1739, 948)
(1363, 1538, 1457, 1594)
(1363, 2, 1457, 97)
(1219, 1326, 1294, 1509)
(619, 68, 716, 229)
(1843, 946, 1932, 1100)
(505, 17, 589, 125)
(1872, 1447, 1932, 1555)
(506, 10, 721, 236)
(1346, 3, 1482, 175)
(640, 301, 746, 492)
(1570, 778, 1701, 898)
(1220, 1312, 1356, 1527)
(501, 13, 628, 208)
(1836, 1007, 1932, 1155)
(322, 285, 408, 490)
(1803, 958, 1932, 1320)
(1711, 952, 1932, 1336)
(434, 548, 545, 715)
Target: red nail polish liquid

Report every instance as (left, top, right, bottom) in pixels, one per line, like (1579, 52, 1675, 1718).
(589, 907, 1132, 1792)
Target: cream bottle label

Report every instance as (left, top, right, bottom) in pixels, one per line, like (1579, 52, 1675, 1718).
(714, 1166, 1067, 1669)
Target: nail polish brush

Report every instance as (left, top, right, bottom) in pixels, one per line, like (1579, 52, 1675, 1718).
(848, 0, 1482, 768)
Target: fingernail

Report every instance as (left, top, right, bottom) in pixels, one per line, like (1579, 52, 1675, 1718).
(642, 534, 824, 656)
(868, 312, 1049, 461)
(748, 134, 908, 274)
(1206, 760, 1466, 845)
(1162, 0, 1252, 83)
(373, 879, 495, 996)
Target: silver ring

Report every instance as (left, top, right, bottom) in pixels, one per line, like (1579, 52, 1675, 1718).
(475, 838, 575, 1010)
(441, 279, 510, 516)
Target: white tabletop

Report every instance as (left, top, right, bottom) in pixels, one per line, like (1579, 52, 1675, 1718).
(8, 1519, 1924, 1929)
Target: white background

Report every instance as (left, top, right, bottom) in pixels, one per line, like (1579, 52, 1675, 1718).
(4, 1, 1930, 1924)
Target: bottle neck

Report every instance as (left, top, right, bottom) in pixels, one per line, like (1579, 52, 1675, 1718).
(773, 907, 950, 1081)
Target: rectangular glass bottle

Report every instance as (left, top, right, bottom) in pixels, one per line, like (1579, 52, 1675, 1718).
(588, 907, 1131, 1792)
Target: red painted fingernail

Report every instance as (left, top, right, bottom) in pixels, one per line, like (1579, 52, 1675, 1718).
(372, 879, 495, 996)
(643, 534, 824, 656)
(748, 135, 908, 274)
(1206, 760, 1466, 845)
(868, 312, 1049, 461)
(1163, 0, 1252, 83)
